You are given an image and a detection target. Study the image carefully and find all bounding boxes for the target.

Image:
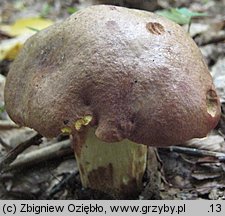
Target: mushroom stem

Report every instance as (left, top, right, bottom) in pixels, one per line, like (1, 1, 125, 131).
(73, 128, 147, 199)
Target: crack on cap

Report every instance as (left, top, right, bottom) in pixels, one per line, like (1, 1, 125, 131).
(146, 22, 165, 35)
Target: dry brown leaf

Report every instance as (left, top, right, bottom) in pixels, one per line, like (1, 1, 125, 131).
(192, 172, 221, 180)
(0, 17, 53, 61)
(186, 133, 225, 153)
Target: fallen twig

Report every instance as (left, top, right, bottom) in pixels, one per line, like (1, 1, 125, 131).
(6, 139, 72, 172)
(196, 33, 225, 46)
(164, 146, 225, 161)
(0, 120, 20, 130)
(0, 30, 12, 40)
(48, 171, 77, 198)
(0, 132, 43, 173)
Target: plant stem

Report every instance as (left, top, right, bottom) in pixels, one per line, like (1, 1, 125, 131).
(73, 128, 147, 199)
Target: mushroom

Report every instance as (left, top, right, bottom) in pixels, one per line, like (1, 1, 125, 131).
(4, 5, 221, 198)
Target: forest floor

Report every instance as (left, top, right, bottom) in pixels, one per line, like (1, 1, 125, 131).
(0, 0, 224, 200)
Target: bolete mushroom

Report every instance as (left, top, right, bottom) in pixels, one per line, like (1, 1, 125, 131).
(4, 5, 221, 198)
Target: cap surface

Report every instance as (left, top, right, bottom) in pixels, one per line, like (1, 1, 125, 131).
(4, 5, 221, 146)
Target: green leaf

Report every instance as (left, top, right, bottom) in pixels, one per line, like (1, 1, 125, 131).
(156, 7, 207, 25)
(40, 3, 52, 18)
(177, 8, 207, 18)
(157, 8, 190, 24)
(0, 105, 5, 113)
(67, 7, 78, 14)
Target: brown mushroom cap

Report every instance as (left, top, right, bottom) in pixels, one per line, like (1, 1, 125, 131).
(4, 5, 221, 146)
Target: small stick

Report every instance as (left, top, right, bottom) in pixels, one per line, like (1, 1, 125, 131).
(0, 132, 43, 173)
(187, 18, 192, 33)
(0, 120, 20, 130)
(48, 171, 77, 198)
(163, 146, 225, 161)
(0, 30, 12, 40)
(6, 139, 72, 172)
(197, 34, 225, 46)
